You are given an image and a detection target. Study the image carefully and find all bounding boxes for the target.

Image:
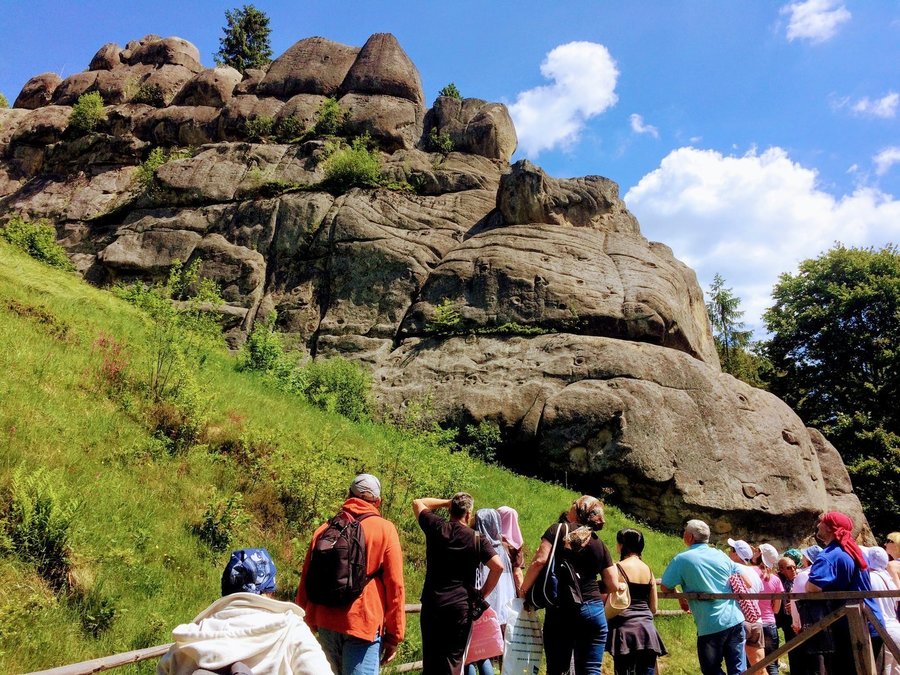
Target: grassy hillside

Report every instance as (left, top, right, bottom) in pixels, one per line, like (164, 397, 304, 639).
(0, 241, 698, 673)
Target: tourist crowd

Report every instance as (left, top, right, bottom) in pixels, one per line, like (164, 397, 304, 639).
(156, 474, 900, 675)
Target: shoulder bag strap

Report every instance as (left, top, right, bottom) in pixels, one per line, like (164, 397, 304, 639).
(616, 562, 630, 584)
(541, 523, 565, 598)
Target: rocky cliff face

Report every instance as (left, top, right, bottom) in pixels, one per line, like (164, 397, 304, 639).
(0, 33, 869, 544)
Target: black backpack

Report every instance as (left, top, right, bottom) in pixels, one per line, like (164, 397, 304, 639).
(305, 511, 378, 607)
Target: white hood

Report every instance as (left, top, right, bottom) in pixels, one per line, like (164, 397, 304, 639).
(157, 593, 334, 675)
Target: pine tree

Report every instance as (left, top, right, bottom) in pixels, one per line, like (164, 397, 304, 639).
(215, 5, 273, 74)
(705, 274, 768, 386)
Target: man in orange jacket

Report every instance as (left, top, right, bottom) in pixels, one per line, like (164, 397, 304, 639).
(296, 474, 405, 675)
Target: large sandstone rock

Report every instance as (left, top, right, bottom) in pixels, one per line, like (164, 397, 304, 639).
(52, 72, 99, 106)
(339, 33, 424, 107)
(89, 43, 123, 71)
(339, 93, 422, 151)
(133, 106, 220, 146)
(14, 73, 62, 109)
(425, 97, 517, 161)
(174, 67, 242, 107)
(122, 36, 203, 73)
(374, 333, 870, 545)
(216, 95, 284, 140)
(258, 37, 359, 99)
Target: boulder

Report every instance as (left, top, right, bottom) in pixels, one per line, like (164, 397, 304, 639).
(140, 65, 198, 106)
(0, 108, 30, 150)
(425, 96, 517, 161)
(14, 73, 62, 109)
(339, 33, 424, 107)
(133, 106, 220, 146)
(216, 95, 284, 140)
(275, 93, 329, 134)
(123, 36, 203, 73)
(191, 233, 266, 308)
(9, 105, 71, 147)
(51, 72, 99, 105)
(339, 93, 422, 151)
(89, 43, 123, 71)
(173, 67, 242, 107)
(44, 133, 146, 172)
(105, 103, 155, 137)
(94, 69, 143, 105)
(235, 68, 267, 96)
(258, 37, 359, 99)
(98, 227, 203, 273)
(373, 333, 869, 546)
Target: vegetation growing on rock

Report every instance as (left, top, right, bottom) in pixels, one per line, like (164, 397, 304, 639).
(68, 92, 106, 134)
(215, 4, 273, 74)
(0, 216, 74, 271)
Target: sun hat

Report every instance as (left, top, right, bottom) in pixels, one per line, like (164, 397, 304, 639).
(727, 538, 754, 563)
(350, 473, 381, 500)
(759, 543, 780, 569)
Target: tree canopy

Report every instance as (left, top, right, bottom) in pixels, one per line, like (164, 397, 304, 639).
(215, 4, 273, 74)
(763, 244, 900, 534)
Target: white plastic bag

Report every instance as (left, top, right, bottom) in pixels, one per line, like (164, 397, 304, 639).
(501, 598, 543, 675)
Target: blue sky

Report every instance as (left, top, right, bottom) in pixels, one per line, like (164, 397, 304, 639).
(1, 0, 898, 332)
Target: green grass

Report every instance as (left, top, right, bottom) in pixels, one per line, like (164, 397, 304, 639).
(0, 241, 700, 674)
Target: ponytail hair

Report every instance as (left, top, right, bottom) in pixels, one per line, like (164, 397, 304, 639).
(617, 528, 645, 559)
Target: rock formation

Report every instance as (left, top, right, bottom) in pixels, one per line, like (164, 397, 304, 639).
(0, 33, 869, 544)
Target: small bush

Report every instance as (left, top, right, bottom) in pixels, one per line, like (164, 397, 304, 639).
(244, 115, 274, 141)
(272, 446, 350, 533)
(322, 135, 382, 192)
(68, 583, 117, 638)
(135, 146, 194, 193)
(461, 420, 503, 463)
(438, 83, 462, 100)
(313, 97, 347, 136)
(275, 115, 306, 142)
(428, 127, 454, 155)
(193, 494, 248, 553)
(240, 313, 284, 372)
(427, 298, 462, 335)
(3, 467, 77, 591)
(131, 83, 165, 107)
(300, 357, 372, 422)
(69, 91, 107, 134)
(0, 92, 8, 108)
(1, 215, 74, 271)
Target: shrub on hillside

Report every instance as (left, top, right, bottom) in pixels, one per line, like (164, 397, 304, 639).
(299, 357, 372, 422)
(68, 583, 117, 638)
(426, 298, 462, 335)
(1, 216, 74, 271)
(313, 97, 348, 136)
(239, 313, 284, 372)
(322, 135, 382, 192)
(275, 115, 306, 142)
(131, 82, 165, 107)
(0, 93, 9, 108)
(438, 83, 462, 100)
(461, 420, 503, 463)
(3, 467, 77, 591)
(69, 92, 107, 134)
(192, 494, 248, 553)
(135, 146, 195, 194)
(427, 127, 454, 154)
(244, 115, 274, 141)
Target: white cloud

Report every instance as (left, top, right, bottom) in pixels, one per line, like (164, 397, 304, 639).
(874, 147, 900, 175)
(624, 146, 900, 332)
(629, 113, 659, 138)
(509, 42, 618, 157)
(780, 0, 851, 44)
(851, 92, 899, 119)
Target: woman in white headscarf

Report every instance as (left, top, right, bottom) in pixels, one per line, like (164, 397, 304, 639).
(866, 546, 900, 674)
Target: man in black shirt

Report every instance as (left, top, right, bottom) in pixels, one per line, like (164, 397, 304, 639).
(414, 493, 504, 675)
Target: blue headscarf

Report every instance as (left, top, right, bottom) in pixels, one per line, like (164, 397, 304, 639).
(222, 548, 277, 596)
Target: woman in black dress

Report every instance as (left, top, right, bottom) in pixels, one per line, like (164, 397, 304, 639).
(606, 528, 667, 675)
(519, 495, 620, 675)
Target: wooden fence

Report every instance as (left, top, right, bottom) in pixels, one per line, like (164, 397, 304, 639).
(26, 591, 900, 675)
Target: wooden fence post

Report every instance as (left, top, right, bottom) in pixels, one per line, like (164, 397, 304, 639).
(846, 602, 876, 675)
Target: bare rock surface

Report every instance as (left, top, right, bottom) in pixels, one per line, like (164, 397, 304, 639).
(0, 30, 870, 541)
(14, 73, 62, 109)
(258, 37, 359, 99)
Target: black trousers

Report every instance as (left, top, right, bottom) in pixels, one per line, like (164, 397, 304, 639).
(421, 601, 472, 675)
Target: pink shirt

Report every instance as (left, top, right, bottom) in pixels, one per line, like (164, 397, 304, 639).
(755, 568, 784, 624)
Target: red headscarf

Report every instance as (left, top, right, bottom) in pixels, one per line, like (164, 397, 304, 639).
(821, 512, 867, 570)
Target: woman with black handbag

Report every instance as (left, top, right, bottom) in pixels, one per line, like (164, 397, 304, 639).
(518, 496, 622, 675)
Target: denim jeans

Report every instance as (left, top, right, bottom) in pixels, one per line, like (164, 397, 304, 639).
(544, 599, 609, 674)
(318, 628, 381, 675)
(465, 659, 495, 675)
(696, 622, 746, 675)
(762, 623, 779, 675)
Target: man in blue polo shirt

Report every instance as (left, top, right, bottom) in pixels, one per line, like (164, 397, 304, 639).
(661, 519, 747, 675)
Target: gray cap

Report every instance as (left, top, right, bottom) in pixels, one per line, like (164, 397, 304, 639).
(350, 473, 381, 500)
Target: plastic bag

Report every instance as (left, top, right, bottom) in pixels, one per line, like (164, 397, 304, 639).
(465, 607, 504, 664)
(501, 598, 543, 675)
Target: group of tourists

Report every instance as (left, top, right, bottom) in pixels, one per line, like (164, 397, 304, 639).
(156, 474, 900, 675)
(662, 513, 900, 675)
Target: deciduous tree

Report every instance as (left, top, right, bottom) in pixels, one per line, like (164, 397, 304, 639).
(763, 244, 900, 534)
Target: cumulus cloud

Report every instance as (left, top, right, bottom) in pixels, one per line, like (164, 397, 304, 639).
(780, 0, 851, 44)
(508, 42, 618, 156)
(874, 147, 900, 175)
(629, 113, 659, 138)
(624, 146, 900, 332)
(851, 92, 899, 119)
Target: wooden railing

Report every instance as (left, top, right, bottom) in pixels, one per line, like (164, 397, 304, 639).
(26, 591, 900, 675)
